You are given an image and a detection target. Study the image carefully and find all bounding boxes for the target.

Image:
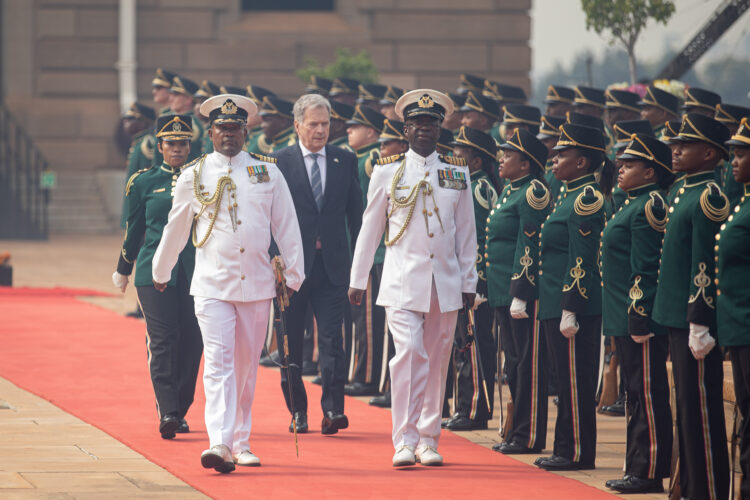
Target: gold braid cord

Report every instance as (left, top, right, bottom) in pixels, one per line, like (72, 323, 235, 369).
(645, 192, 668, 232)
(511, 246, 535, 285)
(699, 183, 730, 222)
(191, 156, 237, 248)
(628, 275, 647, 316)
(526, 180, 550, 210)
(562, 256, 588, 298)
(688, 262, 715, 309)
(573, 187, 604, 216)
(384, 160, 437, 246)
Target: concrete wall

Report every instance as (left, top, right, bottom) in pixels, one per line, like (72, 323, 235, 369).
(2, 0, 531, 173)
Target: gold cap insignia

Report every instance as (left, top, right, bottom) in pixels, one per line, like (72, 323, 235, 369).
(173, 122, 182, 132)
(221, 100, 237, 115)
(418, 94, 434, 109)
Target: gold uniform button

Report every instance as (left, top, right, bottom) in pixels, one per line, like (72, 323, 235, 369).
(502, 198, 507, 203)
(714, 245, 719, 252)
(715, 256, 719, 262)
(430, 253, 434, 258)
(728, 215, 734, 222)
(668, 207, 674, 213)
(429, 233, 434, 237)
(238, 220, 242, 225)
(717, 289, 721, 295)
(624, 199, 630, 205)
(484, 253, 488, 258)
(241, 275, 245, 280)
(679, 188, 685, 194)
(228, 168, 232, 173)
(714, 278, 719, 286)
(674, 197, 680, 204)
(715, 234, 720, 241)
(735, 206, 741, 213)
(539, 270, 543, 275)
(240, 248, 245, 253)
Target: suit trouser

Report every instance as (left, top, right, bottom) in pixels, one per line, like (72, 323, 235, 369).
(136, 273, 202, 421)
(385, 280, 457, 449)
(614, 335, 672, 479)
(453, 300, 495, 421)
(193, 297, 269, 452)
(502, 301, 548, 450)
(729, 345, 750, 500)
(281, 250, 347, 415)
(544, 315, 601, 464)
(669, 328, 729, 500)
(349, 262, 387, 385)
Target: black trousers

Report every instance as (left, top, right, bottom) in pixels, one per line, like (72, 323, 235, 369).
(453, 300, 495, 421)
(544, 315, 601, 464)
(501, 302, 548, 450)
(614, 335, 672, 479)
(136, 271, 202, 421)
(669, 328, 729, 500)
(280, 250, 347, 415)
(729, 345, 750, 500)
(349, 263, 387, 386)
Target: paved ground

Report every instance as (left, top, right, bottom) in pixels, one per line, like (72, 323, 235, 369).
(0, 235, 669, 499)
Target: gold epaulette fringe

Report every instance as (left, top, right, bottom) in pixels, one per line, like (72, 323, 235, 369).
(249, 152, 277, 163)
(140, 135, 155, 160)
(699, 182, 730, 222)
(125, 167, 152, 196)
(645, 191, 668, 232)
(376, 153, 405, 166)
(526, 179, 550, 210)
(182, 155, 204, 170)
(573, 185, 604, 216)
(439, 154, 466, 166)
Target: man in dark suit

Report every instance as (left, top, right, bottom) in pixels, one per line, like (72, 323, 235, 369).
(271, 93, 363, 435)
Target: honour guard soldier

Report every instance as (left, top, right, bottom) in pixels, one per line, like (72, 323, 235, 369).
(252, 95, 297, 155)
(717, 118, 750, 500)
(164, 75, 204, 165)
(487, 128, 551, 453)
(715, 103, 750, 207)
(538, 115, 565, 202)
(244, 85, 277, 155)
(151, 68, 175, 115)
(682, 87, 721, 117)
(379, 84, 404, 121)
(456, 73, 485, 96)
(608, 120, 655, 212)
(329, 77, 360, 106)
(345, 104, 387, 397)
(443, 93, 466, 136)
(460, 91, 501, 141)
(483, 80, 527, 143)
(358, 83, 388, 113)
(639, 85, 681, 137)
(379, 118, 409, 157)
(120, 102, 156, 227)
(604, 88, 642, 128)
(535, 123, 612, 471)
(306, 75, 333, 97)
(660, 119, 687, 204)
(194, 80, 220, 154)
(152, 94, 304, 473)
(653, 113, 731, 500)
(544, 85, 575, 117)
(573, 86, 614, 153)
(328, 100, 355, 151)
(443, 126, 499, 431)
(349, 89, 477, 467)
(437, 128, 456, 156)
(601, 134, 674, 493)
(503, 104, 542, 140)
(113, 114, 203, 441)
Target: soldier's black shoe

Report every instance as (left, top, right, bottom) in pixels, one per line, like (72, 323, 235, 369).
(496, 440, 542, 454)
(599, 397, 626, 416)
(125, 307, 144, 319)
(344, 382, 380, 396)
(605, 475, 663, 493)
(288, 412, 308, 433)
(159, 415, 179, 439)
(259, 350, 280, 367)
(444, 415, 488, 431)
(176, 418, 189, 433)
(535, 455, 595, 471)
(441, 413, 461, 428)
(491, 441, 511, 452)
(321, 411, 349, 435)
(301, 360, 318, 376)
(369, 392, 391, 408)
(311, 376, 322, 385)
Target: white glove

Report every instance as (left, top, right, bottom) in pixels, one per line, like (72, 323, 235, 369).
(631, 333, 655, 344)
(112, 271, 129, 293)
(473, 294, 487, 310)
(688, 323, 716, 360)
(510, 297, 528, 319)
(560, 309, 579, 338)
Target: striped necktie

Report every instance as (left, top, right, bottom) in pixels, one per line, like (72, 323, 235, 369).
(310, 153, 323, 210)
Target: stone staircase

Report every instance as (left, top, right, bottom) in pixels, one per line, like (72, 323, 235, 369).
(48, 172, 122, 235)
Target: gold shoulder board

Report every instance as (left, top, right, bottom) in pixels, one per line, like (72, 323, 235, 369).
(140, 135, 155, 161)
(645, 191, 668, 232)
(474, 178, 497, 210)
(376, 153, 405, 166)
(439, 154, 467, 166)
(526, 179, 550, 210)
(699, 182, 729, 222)
(573, 185, 604, 216)
(249, 152, 277, 163)
(182, 154, 205, 170)
(125, 167, 152, 196)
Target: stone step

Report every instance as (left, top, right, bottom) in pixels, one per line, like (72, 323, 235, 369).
(46, 172, 121, 235)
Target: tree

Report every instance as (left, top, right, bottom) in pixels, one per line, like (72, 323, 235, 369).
(581, 0, 676, 84)
(296, 48, 379, 83)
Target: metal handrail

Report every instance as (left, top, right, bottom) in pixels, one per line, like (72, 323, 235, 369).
(0, 103, 49, 239)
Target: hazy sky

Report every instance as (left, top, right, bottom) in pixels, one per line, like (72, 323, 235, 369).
(530, 0, 750, 78)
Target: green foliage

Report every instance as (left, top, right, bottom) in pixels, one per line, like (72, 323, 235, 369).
(581, 0, 675, 50)
(296, 48, 379, 83)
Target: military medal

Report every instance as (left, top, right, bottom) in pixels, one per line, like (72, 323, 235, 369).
(247, 165, 270, 184)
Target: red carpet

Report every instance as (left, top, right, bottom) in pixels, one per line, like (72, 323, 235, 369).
(0, 289, 614, 499)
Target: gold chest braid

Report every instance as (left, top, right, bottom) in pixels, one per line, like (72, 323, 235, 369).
(191, 156, 238, 247)
(385, 160, 444, 246)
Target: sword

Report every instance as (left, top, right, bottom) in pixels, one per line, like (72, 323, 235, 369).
(466, 308, 492, 413)
(273, 256, 299, 457)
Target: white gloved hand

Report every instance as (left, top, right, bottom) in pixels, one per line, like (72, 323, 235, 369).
(510, 297, 529, 319)
(112, 271, 129, 293)
(560, 309, 579, 338)
(473, 294, 487, 310)
(631, 333, 655, 344)
(688, 323, 716, 360)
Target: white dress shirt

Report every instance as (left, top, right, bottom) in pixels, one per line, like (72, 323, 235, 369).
(152, 150, 304, 302)
(350, 149, 477, 313)
(299, 142, 327, 194)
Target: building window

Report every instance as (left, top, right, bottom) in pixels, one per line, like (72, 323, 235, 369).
(241, 0, 334, 11)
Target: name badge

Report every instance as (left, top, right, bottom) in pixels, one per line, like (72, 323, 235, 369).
(438, 168, 467, 190)
(247, 165, 270, 184)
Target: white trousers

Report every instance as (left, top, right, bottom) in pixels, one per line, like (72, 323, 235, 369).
(193, 297, 270, 453)
(385, 280, 458, 450)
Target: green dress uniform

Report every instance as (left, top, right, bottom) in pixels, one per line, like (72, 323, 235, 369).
(250, 126, 296, 155)
(117, 161, 203, 426)
(329, 135, 354, 153)
(486, 173, 550, 449)
(538, 172, 605, 466)
(600, 182, 672, 481)
(721, 155, 744, 206)
(242, 124, 262, 155)
(121, 130, 155, 227)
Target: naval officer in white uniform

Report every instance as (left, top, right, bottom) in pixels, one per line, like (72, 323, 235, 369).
(152, 94, 304, 473)
(348, 89, 477, 467)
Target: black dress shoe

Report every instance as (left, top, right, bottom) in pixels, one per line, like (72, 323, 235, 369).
(259, 350, 280, 367)
(444, 415, 488, 431)
(289, 412, 308, 433)
(176, 418, 189, 433)
(321, 411, 349, 435)
(606, 475, 663, 493)
(491, 441, 511, 452)
(599, 398, 626, 416)
(311, 376, 322, 385)
(369, 392, 391, 408)
(125, 307, 144, 319)
(159, 415, 179, 439)
(535, 455, 595, 471)
(497, 440, 542, 454)
(301, 360, 318, 376)
(344, 382, 380, 396)
(441, 413, 460, 428)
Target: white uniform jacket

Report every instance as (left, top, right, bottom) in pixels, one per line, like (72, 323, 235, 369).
(153, 150, 304, 301)
(350, 149, 477, 313)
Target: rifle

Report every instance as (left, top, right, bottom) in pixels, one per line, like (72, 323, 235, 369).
(273, 256, 299, 457)
(466, 308, 492, 413)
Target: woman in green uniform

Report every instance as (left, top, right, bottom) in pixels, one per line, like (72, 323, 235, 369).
(717, 117, 750, 500)
(601, 134, 674, 493)
(535, 123, 610, 471)
(486, 128, 551, 454)
(112, 114, 203, 440)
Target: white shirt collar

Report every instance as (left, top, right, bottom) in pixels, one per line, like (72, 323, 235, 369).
(212, 150, 244, 164)
(299, 142, 326, 160)
(406, 148, 438, 167)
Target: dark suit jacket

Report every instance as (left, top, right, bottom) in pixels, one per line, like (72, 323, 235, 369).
(271, 143, 362, 287)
